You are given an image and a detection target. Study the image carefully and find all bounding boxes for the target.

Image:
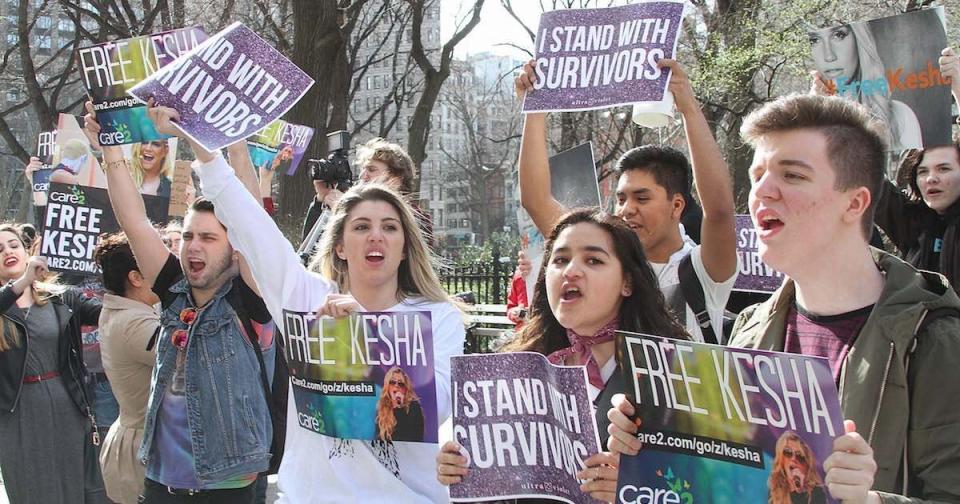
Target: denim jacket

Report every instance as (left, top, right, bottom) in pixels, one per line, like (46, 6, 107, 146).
(138, 276, 271, 485)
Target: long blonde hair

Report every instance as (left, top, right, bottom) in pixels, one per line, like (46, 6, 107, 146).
(375, 366, 420, 440)
(0, 224, 63, 352)
(129, 141, 174, 189)
(309, 183, 452, 305)
(767, 431, 824, 504)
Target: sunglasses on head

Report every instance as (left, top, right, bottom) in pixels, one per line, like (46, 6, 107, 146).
(782, 447, 807, 465)
(389, 380, 407, 389)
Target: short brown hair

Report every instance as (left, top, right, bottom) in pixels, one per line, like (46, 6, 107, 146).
(355, 138, 416, 194)
(741, 94, 886, 239)
(185, 198, 225, 230)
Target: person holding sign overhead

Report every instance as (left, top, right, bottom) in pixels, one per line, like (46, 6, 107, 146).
(516, 58, 738, 346)
(85, 103, 275, 504)
(869, 48, 960, 292)
(808, 23, 922, 151)
(437, 208, 688, 503)
(143, 102, 464, 503)
(608, 94, 960, 503)
(0, 223, 107, 504)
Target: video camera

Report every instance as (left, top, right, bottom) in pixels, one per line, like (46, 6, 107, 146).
(307, 130, 353, 191)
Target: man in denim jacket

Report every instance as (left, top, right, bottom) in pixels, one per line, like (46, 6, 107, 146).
(89, 108, 271, 503)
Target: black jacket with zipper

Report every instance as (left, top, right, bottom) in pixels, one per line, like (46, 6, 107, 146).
(0, 282, 101, 418)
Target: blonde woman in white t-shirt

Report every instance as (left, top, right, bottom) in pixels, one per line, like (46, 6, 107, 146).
(145, 104, 465, 503)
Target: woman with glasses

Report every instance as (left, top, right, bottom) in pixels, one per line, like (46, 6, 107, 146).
(376, 366, 424, 443)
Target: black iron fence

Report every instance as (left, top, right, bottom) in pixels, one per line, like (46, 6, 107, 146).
(440, 259, 516, 305)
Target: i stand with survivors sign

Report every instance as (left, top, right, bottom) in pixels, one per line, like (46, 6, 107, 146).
(450, 352, 602, 504)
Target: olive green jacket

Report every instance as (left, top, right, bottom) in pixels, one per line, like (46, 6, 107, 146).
(729, 250, 960, 503)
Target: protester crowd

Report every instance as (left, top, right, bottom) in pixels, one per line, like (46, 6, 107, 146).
(2, 12, 960, 504)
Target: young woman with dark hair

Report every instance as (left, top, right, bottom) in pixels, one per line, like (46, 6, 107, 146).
(436, 208, 688, 503)
(0, 223, 106, 503)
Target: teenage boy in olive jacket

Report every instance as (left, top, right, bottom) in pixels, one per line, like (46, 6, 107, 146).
(607, 94, 960, 504)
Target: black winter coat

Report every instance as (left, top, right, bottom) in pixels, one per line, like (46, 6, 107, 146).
(0, 283, 101, 421)
(875, 179, 960, 290)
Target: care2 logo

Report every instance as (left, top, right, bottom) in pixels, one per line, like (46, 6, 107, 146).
(619, 466, 694, 504)
(99, 120, 132, 144)
(49, 185, 87, 205)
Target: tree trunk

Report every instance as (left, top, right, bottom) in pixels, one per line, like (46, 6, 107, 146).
(407, 69, 446, 193)
(279, 0, 346, 237)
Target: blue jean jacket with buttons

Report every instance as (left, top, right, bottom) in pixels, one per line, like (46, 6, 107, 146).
(138, 276, 271, 486)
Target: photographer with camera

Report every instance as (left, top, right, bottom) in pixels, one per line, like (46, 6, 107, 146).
(301, 136, 433, 251)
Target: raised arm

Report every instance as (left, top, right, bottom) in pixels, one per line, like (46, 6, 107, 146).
(227, 140, 262, 203)
(515, 60, 565, 236)
(225, 139, 267, 296)
(663, 60, 737, 282)
(84, 102, 169, 285)
(146, 104, 327, 318)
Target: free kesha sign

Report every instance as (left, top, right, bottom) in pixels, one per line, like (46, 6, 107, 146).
(41, 183, 167, 275)
(615, 332, 843, 504)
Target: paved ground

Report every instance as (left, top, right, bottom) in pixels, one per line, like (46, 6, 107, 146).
(0, 474, 280, 503)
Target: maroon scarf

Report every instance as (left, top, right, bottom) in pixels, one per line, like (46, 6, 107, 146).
(547, 318, 618, 389)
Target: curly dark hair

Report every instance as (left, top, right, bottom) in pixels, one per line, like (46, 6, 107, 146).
(504, 208, 688, 356)
(94, 232, 139, 296)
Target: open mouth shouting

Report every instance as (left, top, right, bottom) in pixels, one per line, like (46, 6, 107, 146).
(755, 209, 784, 239)
(186, 257, 206, 278)
(560, 284, 582, 303)
(365, 249, 385, 266)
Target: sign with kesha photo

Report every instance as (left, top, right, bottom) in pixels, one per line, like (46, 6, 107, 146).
(77, 27, 207, 146)
(129, 22, 314, 152)
(808, 8, 950, 150)
(41, 183, 168, 275)
(247, 119, 314, 176)
(616, 332, 843, 504)
(280, 310, 438, 443)
(522, 1, 684, 113)
(734, 215, 784, 293)
(449, 352, 602, 504)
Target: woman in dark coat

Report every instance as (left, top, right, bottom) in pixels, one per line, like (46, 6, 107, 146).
(0, 223, 106, 503)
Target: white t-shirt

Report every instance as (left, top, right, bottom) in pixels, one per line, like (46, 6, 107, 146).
(648, 235, 737, 344)
(277, 299, 464, 504)
(195, 155, 466, 503)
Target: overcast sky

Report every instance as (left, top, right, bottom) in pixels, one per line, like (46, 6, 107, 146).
(441, 1, 541, 58)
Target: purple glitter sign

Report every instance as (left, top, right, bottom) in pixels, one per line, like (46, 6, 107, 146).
(450, 353, 602, 504)
(129, 22, 313, 152)
(523, 1, 684, 113)
(734, 215, 785, 293)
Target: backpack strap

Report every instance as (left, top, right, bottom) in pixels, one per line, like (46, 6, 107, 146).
(677, 253, 719, 345)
